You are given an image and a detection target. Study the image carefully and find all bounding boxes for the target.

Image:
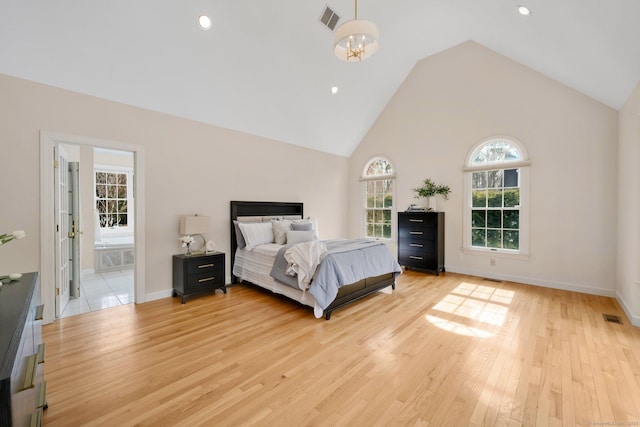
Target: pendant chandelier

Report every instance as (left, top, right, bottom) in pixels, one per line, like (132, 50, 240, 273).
(333, 0, 379, 62)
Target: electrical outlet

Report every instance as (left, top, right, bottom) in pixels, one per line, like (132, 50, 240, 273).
(489, 258, 496, 266)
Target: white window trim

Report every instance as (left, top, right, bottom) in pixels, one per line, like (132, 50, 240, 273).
(94, 164, 135, 236)
(359, 172, 397, 182)
(462, 138, 530, 259)
(361, 157, 396, 241)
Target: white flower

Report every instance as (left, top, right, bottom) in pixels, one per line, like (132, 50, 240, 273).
(179, 235, 194, 247)
(1, 230, 26, 245)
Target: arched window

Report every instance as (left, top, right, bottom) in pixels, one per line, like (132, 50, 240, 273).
(464, 137, 530, 256)
(361, 158, 395, 240)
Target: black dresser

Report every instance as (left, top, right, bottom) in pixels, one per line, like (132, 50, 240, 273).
(172, 252, 226, 303)
(398, 212, 445, 275)
(0, 272, 46, 427)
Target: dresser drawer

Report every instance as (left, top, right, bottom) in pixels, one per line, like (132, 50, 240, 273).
(398, 227, 437, 242)
(398, 213, 438, 229)
(398, 240, 436, 254)
(399, 250, 438, 270)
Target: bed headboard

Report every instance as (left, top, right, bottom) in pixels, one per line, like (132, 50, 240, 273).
(230, 201, 303, 283)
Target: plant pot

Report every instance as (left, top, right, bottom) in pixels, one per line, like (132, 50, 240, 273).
(427, 196, 437, 211)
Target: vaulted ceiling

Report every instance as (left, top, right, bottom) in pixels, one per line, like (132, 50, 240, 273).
(1, 0, 639, 156)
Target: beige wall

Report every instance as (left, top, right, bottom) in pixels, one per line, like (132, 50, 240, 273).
(0, 73, 349, 302)
(349, 41, 620, 296)
(617, 80, 640, 325)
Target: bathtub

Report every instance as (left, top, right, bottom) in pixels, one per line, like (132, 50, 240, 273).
(95, 235, 135, 272)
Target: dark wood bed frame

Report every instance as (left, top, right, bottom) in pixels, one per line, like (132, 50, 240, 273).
(230, 201, 396, 320)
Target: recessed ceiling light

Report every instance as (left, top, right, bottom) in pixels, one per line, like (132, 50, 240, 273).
(517, 5, 531, 16)
(198, 15, 212, 30)
(331, 86, 339, 94)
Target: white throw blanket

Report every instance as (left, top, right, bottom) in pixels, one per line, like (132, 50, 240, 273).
(284, 240, 327, 291)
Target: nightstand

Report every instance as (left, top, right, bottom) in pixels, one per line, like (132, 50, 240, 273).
(172, 251, 226, 303)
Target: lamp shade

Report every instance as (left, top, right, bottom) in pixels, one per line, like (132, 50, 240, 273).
(333, 19, 379, 62)
(179, 215, 213, 235)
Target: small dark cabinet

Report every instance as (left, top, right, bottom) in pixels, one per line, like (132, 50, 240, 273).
(172, 252, 226, 303)
(398, 212, 445, 275)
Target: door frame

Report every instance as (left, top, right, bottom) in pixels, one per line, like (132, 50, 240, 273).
(40, 131, 146, 324)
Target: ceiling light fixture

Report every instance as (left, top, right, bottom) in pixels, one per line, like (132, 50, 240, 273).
(331, 86, 339, 94)
(517, 6, 531, 16)
(333, 0, 379, 62)
(198, 15, 212, 30)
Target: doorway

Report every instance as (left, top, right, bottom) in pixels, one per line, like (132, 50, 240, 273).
(40, 132, 146, 324)
(56, 144, 136, 317)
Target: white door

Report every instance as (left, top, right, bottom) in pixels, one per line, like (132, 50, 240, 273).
(69, 161, 81, 298)
(54, 144, 71, 317)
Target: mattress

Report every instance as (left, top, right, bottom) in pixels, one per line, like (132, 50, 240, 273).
(232, 244, 318, 308)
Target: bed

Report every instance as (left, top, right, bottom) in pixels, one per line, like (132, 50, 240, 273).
(230, 201, 401, 320)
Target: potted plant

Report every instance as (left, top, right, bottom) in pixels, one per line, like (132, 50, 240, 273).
(412, 179, 451, 211)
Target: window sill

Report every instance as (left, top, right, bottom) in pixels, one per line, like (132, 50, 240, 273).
(462, 247, 529, 260)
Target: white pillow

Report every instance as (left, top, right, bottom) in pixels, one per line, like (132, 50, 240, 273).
(286, 230, 315, 244)
(271, 220, 292, 245)
(239, 222, 274, 250)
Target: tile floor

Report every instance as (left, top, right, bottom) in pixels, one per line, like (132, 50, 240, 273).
(60, 269, 134, 318)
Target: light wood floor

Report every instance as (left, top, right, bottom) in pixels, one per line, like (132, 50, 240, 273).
(42, 271, 640, 426)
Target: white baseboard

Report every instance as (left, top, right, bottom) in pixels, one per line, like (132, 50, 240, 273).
(144, 289, 174, 302)
(617, 288, 640, 327)
(445, 266, 617, 298)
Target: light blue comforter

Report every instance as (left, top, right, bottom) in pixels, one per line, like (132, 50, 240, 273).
(270, 239, 401, 310)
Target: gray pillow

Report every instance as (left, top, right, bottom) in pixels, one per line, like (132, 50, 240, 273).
(291, 222, 313, 231)
(233, 221, 246, 249)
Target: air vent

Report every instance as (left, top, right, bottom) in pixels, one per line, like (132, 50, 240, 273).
(319, 5, 340, 31)
(603, 314, 623, 324)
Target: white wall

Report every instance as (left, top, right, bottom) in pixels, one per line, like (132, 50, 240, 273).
(0, 73, 349, 311)
(617, 81, 640, 325)
(349, 41, 619, 296)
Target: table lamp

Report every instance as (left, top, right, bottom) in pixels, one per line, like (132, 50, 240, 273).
(179, 214, 213, 256)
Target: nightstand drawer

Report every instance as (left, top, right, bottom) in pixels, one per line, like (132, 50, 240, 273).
(186, 271, 224, 289)
(186, 258, 222, 275)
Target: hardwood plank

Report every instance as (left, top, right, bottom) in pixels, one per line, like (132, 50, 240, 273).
(42, 272, 640, 426)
